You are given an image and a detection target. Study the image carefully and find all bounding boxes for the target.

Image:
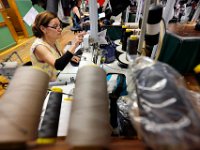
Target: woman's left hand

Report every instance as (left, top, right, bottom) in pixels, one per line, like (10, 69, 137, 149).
(74, 31, 86, 46)
(71, 55, 81, 63)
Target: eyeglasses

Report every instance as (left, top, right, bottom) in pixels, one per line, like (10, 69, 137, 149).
(47, 24, 63, 30)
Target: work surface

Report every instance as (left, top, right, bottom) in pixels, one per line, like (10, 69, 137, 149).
(158, 22, 200, 74)
(28, 138, 147, 150)
(35, 44, 148, 150)
(38, 39, 200, 150)
(167, 22, 200, 37)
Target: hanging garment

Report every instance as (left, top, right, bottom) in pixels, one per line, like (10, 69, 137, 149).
(46, 0, 59, 13)
(31, 0, 47, 9)
(110, 0, 130, 16)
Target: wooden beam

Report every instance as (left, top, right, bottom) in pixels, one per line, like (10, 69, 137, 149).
(7, 0, 29, 38)
(0, 21, 6, 27)
(1, 10, 18, 42)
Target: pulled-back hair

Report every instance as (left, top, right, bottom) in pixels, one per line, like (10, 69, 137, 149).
(70, 0, 81, 8)
(32, 11, 58, 38)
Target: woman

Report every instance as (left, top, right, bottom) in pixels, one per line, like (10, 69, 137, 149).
(71, 0, 84, 29)
(31, 11, 85, 81)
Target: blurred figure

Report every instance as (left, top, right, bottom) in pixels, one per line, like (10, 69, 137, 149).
(176, 0, 187, 22)
(71, 0, 85, 29)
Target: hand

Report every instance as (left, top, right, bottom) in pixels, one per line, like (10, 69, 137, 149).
(71, 56, 81, 63)
(74, 31, 86, 46)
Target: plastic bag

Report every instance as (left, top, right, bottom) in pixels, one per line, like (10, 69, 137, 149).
(107, 73, 137, 137)
(100, 44, 116, 63)
(117, 96, 137, 137)
(128, 56, 200, 150)
(100, 34, 117, 64)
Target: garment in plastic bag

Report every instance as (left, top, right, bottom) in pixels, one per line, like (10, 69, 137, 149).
(110, 0, 130, 16)
(128, 56, 200, 150)
(100, 44, 116, 64)
(107, 73, 136, 137)
(100, 34, 117, 64)
(117, 96, 137, 137)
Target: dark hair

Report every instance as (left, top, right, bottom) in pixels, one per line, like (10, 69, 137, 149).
(70, 0, 81, 8)
(32, 11, 58, 38)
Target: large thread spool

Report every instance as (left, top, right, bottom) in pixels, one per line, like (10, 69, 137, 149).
(127, 35, 139, 55)
(37, 87, 63, 144)
(67, 66, 110, 149)
(0, 67, 49, 149)
(120, 25, 127, 44)
(145, 5, 163, 46)
(122, 29, 133, 52)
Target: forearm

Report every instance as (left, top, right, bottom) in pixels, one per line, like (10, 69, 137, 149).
(54, 51, 74, 70)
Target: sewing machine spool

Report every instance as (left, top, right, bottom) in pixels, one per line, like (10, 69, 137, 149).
(127, 35, 139, 55)
(118, 53, 130, 68)
(0, 67, 49, 149)
(122, 29, 133, 52)
(115, 45, 124, 61)
(67, 66, 111, 149)
(37, 87, 63, 144)
(114, 39, 121, 46)
(120, 25, 127, 44)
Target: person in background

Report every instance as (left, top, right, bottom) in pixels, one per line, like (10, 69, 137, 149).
(71, 0, 84, 29)
(176, 0, 187, 22)
(97, 0, 105, 13)
(31, 11, 85, 81)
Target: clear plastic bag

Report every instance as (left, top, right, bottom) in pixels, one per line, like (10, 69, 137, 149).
(128, 56, 200, 150)
(117, 96, 137, 138)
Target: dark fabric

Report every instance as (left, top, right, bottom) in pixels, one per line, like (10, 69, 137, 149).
(72, 12, 81, 29)
(46, 0, 59, 13)
(110, 0, 130, 16)
(135, 62, 200, 149)
(128, 13, 136, 22)
(107, 73, 128, 128)
(31, 0, 38, 5)
(71, 7, 83, 29)
(104, 26, 122, 41)
(107, 73, 136, 137)
(31, 0, 46, 9)
(100, 44, 116, 64)
(45, 0, 72, 16)
(61, 0, 71, 16)
(55, 51, 73, 70)
(158, 32, 200, 74)
(70, 49, 83, 66)
(100, 35, 117, 64)
(117, 111, 137, 137)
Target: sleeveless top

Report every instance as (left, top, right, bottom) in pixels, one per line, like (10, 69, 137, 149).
(72, 6, 82, 29)
(30, 38, 61, 81)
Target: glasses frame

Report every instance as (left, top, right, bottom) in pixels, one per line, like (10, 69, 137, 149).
(46, 24, 63, 30)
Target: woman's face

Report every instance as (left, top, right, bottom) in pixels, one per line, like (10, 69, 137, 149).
(45, 18, 62, 39)
(77, 0, 82, 6)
